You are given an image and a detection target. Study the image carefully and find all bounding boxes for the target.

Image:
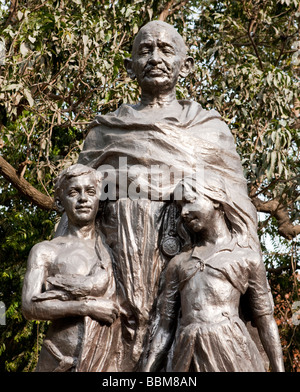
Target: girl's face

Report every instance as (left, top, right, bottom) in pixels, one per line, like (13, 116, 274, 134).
(177, 186, 217, 233)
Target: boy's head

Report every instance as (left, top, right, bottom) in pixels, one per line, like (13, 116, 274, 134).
(54, 164, 102, 225)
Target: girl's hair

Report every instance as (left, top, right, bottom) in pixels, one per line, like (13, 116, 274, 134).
(173, 171, 250, 248)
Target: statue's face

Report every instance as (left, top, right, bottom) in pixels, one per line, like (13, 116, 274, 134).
(131, 26, 186, 92)
(178, 189, 216, 233)
(59, 174, 99, 226)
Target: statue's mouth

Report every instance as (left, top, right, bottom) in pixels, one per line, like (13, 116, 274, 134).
(144, 67, 167, 77)
(75, 206, 92, 212)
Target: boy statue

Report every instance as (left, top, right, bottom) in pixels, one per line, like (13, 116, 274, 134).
(22, 164, 121, 372)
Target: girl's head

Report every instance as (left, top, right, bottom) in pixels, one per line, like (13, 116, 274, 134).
(173, 171, 249, 246)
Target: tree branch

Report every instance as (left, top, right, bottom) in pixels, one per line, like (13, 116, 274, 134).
(275, 11, 294, 68)
(158, 0, 189, 21)
(248, 19, 264, 70)
(0, 155, 55, 211)
(252, 197, 300, 240)
(267, 264, 300, 275)
(159, 0, 175, 21)
(3, 0, 18, 29)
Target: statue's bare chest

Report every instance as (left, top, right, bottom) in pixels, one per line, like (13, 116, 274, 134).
(49, 241, 97, 276)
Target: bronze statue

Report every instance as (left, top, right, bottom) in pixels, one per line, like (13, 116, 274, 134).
(23, 21, 284, 372)
(22, 164, 121, 371)
(142, 174, 284, 372)
(73, 20, 265, 371)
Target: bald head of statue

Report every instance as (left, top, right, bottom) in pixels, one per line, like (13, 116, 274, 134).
(125, 21, 194, 96)
(132, 21, 188, 58)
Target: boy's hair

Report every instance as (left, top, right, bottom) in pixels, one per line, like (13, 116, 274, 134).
(54, 164, 102, 201)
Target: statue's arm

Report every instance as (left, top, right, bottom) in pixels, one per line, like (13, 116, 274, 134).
(254, 314, 285, 372)
(143, 260, 180, 372)
(22, 243, 119, 324)
(46, 265, 109, 298)
(248, 258, 285, 372)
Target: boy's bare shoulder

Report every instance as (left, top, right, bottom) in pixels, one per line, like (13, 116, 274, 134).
(27, 238, 62, 268)
(30, 239, 54, 254)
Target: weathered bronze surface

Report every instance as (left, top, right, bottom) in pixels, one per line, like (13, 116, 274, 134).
(22, 165, 121, 371)
(141, 174, 284, 372)
(22, 21, 284, 372)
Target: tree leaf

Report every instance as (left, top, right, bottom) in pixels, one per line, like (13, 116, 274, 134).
(23, 88, 34, 107)
(20, 42, 28, 56)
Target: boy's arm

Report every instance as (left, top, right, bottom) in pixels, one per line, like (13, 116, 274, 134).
(22, 243, 118, 324)
(46, 264, 109, 298)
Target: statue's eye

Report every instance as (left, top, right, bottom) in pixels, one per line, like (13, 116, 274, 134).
(159, 44, 175, 55)
(68, 190, 78, 197)
(86, 188, 96, 196)
(139, 48, 150, 55)
(162, 48, 173, 55)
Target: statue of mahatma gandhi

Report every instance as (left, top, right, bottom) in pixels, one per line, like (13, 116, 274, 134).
(22, 21, 284, 372)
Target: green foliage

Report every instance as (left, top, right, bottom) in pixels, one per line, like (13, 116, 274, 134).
(0, 184, 55, 371)
(0, 0, 299, 371)
(183, 1, 299, 197)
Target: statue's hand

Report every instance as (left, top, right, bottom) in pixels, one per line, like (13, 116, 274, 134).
(86, 298, 120, 324)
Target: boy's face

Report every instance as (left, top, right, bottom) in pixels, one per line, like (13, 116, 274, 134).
(177, 187, 216, 233)
(59, 174, 100, 226)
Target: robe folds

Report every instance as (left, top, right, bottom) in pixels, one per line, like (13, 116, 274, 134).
(75, 100, 261, 371)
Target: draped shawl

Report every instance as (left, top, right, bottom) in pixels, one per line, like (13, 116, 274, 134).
(79, 100, 259, 250)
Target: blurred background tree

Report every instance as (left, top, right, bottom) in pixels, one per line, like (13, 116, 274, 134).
(0, 0, 299, 371)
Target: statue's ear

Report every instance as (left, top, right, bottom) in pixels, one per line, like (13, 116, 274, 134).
(124, 58, 136, 80)
(179, 56, 194, 78)
(55, 197, 65, 213)
(213, 201, 221, 210)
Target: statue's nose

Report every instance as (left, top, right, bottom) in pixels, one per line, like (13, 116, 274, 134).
(181, 205, 189, 217)
(148, 49, 162, 65)
(78, 191, 88, 202)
